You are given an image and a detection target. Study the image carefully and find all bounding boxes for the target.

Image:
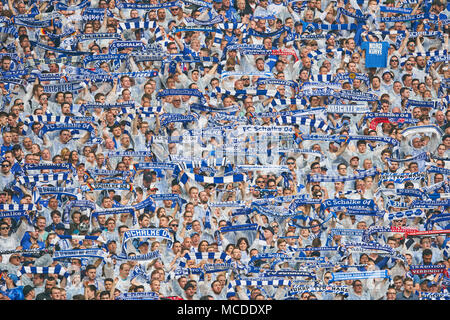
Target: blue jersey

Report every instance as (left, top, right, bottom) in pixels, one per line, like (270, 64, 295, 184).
(361, 41, 389, 68)
(0, 144, 13, 157)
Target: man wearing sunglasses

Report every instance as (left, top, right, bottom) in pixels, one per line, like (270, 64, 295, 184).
(0, 218, 30, 261)
(0, 160, 14, 191)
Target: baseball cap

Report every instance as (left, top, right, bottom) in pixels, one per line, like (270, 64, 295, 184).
(55, 223, 65, 230)
(226, 292, 236, 298)
(263, 226, 275, 235)
(138, 241, 149, 248)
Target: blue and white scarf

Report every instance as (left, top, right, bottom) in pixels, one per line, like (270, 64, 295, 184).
(275, 116, 329, 132)
(157, 88, 205, 103)
(53, 248, 108, 260)
(38, 122, 94, 138)
(326, 104, 370, 114)
(178, 251, 231, 268)
(289, 284, 349, 297)
(17, 265, 70, 279)
(308, 167, 378, 183)
(329, 270, 390, 282)
(106, 150, 153, 158)
(120, 228, 173, 255)
(320, 199, 376, 213)
(109, 40, 147, 54)
(17, 172, 69, 185)
(116, 292, 159, 300)
(378, 172, 426, 184)
(185, 15, 224, 26)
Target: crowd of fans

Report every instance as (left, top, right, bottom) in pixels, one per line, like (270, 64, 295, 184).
(0, 0, 449, 300)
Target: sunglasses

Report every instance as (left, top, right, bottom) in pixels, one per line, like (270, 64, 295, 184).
(1, 164, 10, 168)
(1, 227, 10, 230)
(170, 224, 179, 227)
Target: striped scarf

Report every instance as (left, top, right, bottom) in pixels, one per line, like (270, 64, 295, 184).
(178, 251, 231, 268)
(17, 172, 69, 185)
(17, 265, 70, 279)
(275, 116, 329, 131)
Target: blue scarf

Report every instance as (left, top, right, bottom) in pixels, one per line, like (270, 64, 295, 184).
(289, 284, 349, 297)
(82, 8, 114, 21)
(157, 88, 206, 104)
(182, 0, 212, 8)
(116, 0, 181, 10)
(320, 199, 376, 213)
(30, 40, 90, 56)
(17, 265, 70, 279)
(178, 251, 231, 268)
(120, 228, 173, 256)
(247, 26, 289, 38)
(17, 172, 69, 185)
(109, 40, 147, 53)
(116, 292, 159, 300)
(38, 122, 94, 137)
(329, 270, 390, 282)
(42, 82, 85, 93)
(75, 33, 122, 43)
(379, 13, 432, 23)
(53, 248, 108, 260)
(185, 15, 224, 26)
(55, 0, 90, 11)
(62, 200, 96, 223)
